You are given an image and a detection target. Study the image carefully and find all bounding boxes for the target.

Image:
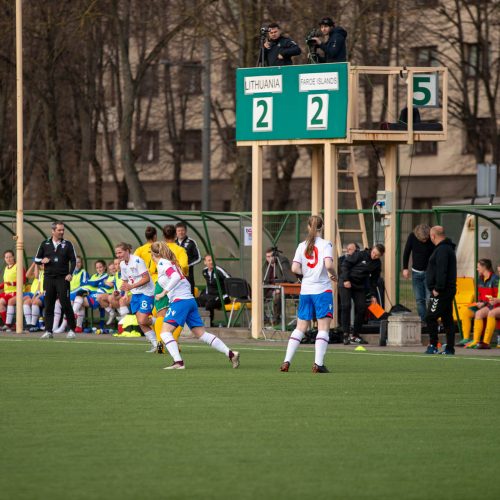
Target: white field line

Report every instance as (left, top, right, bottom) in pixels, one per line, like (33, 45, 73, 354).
(1, 337, 500, 363)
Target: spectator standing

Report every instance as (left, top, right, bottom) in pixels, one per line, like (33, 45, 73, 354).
(175, 222, 201, 294)
(259, 22, 301, 67)
(311, 16, 347, 63)
(339, 244, 385, 345)
(280, 215, 336, 373)
(34, 221, 77, 339)
(402, 224, 435, 321)
(135, 226, 158, 283)
(424, 226, 457, 355)
(197, 255, 231, 327)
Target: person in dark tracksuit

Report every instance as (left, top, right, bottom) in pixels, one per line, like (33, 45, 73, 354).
(424, 226, 457, 355)
(175, 222, 201, 295)
(311, 16, 347, 63)
(34, 221, 77, 339)
(339, 244, 385, 345)
(259, 22, 301, 67)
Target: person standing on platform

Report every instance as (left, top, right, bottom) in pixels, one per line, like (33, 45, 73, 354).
(35, 221, 77, 339)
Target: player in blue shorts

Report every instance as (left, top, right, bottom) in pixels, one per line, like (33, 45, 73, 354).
(151, 241, 240, 370)
(280, 215, 336, 373)
(115, 242, 157, 352)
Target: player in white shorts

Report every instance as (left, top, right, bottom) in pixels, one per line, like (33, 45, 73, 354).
(151, 241, 240, 370)
(281, 215, 336, 373)
(115, 242, 157, 352)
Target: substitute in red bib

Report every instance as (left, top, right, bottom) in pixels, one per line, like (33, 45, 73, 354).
(280, 215, 336, 373)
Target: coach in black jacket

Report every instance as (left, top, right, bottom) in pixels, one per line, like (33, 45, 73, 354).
(261, 23, 301, 67)
(425, 226, 457, 355)
(339, 244, 385, 343)
(34, 221, 77, 338)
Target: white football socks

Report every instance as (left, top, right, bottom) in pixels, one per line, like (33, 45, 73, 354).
(76, 310, 85, 328)
(119, 306, 129, 319)
(23, 304, 32, 326)
(160, 331, 182, 362)
(144, 330, 157, 348)
(53, 301, 62, 328)
(284, 329, 305, 363)
(73, 296, 84, 314)
(6, 305, 15, 325)
(31, 304, 40, 326)
(314, 330, 329, 366)
(200, 332, 230, 356)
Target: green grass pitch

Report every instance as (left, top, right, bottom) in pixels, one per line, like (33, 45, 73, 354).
(1, 337, 499, 500)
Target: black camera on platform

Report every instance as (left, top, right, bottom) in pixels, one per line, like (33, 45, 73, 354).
(260, 26, 270, 36)
(305, 28, 321, 46)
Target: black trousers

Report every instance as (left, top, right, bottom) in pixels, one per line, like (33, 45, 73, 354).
(339, 286, 367, 335)
(197, 294, 228, 326)
(44, 276, 76, 333)
(425, 294, 455, 352)
(187, 266, 195, 295)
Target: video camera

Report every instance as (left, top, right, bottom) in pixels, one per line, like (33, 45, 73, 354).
(260, 26, 270, 37)
(305, 28, 321, 46)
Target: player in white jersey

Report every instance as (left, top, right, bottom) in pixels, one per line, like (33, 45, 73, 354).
(115, 242, 157, 352)
(281, 215, 336, 373)
(151, 241, 240, 370)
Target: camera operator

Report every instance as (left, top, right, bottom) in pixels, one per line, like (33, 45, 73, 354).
(310, 16, 347, 63)
(259, 23, 301, 67)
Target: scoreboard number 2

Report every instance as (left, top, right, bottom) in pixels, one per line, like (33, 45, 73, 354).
(307, 94, 329, 130)
(252, 97, 273, 132)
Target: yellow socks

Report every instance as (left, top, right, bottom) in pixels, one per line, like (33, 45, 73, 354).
(483, 316, 497, 345)
(466, 318, 484, 347)
(461, 310, 474, 340)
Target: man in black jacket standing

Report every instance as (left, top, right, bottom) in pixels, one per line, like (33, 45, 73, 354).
(175, 222, 201, 294)
(34, 221, 77, 339)
(425, 226, 457, 355)
(339, 244, 385, 345)
(260, 23, 301, 67)
(311, 17, 347, 63)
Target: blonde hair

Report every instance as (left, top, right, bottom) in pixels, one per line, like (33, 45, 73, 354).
(413, 224, 430, 242)
(151, 241, 181, 270)
(115, 242, 132, 253)
(305, 215, 323, 257)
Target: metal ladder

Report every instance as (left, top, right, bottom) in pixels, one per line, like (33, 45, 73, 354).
(336, 147, 368, 256)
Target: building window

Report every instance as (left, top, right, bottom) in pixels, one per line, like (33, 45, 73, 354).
(138, 65, 159, 97)
(413, 0, 438, 7)
(414, 46, 439, 66)
(180, 200, 202, 210)
(137, 130, 159, 163)
(180, 62, 202, 95)
(221, 126, 236, 163)
(222, 60, 236, 95)
(183, 129, 202, 162)
(414, 141, 438, 156)
(146, 200, 163, 210)
(463, 117, 493, 155)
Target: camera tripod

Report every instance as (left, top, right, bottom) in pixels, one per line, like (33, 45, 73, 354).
(263, 248, 285, 283)
(257, 33, 268, 67)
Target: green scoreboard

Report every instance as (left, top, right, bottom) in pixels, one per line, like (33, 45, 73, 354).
(236, 63, 349, 141)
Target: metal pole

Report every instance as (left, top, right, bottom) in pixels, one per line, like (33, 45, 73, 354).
(201, 39, 211, 211)
(15, 0, 24, 334)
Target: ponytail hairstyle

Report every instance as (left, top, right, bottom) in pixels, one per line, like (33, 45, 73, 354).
(115, 242, 133, 253)
(305, 215, 323, 257)
(151, 241, 182, 274)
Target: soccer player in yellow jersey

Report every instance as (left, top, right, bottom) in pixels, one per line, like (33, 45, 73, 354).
(134, 226, 158, 283)
(0, 250, 26, 331)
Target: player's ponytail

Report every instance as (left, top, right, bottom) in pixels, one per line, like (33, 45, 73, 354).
(151, 242, 182, 274)
(305, 215, 323, 257)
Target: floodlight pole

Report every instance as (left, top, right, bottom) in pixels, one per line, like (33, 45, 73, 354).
(15, 0, 24, 334)
(201, 39, 211, 211)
